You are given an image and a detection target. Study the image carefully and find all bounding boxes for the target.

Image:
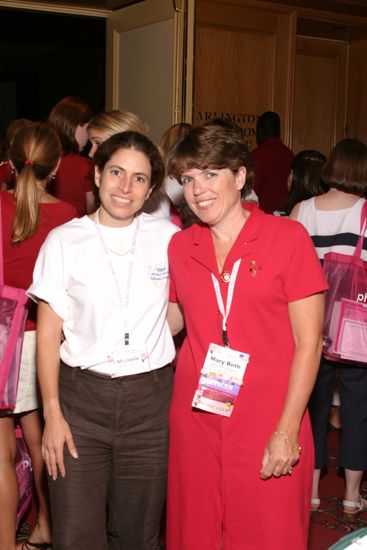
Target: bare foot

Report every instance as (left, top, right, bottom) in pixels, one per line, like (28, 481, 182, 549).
(17, 520, 52, 548)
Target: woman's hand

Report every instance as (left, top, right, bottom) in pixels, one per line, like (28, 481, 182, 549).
(36, 301, 78, 480)
(42, 409, 78, 480)
(260, 431, 301, 479)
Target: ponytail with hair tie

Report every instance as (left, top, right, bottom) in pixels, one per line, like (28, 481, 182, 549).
(9, 121, 61, 243)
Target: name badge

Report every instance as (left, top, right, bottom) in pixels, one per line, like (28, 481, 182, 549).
(109, 343, 149, 377)
(192, 343, 250, 417)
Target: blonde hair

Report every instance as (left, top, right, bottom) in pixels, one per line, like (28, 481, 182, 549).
(9, 122, 61, 244)
(88, 109, 147, 138)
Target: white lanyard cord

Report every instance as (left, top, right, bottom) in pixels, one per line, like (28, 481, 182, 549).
(95, 209, 139, 345)
(211, 259, 241, 347)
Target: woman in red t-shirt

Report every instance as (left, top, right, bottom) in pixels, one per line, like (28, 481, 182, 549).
(0, 122, 76, 550)
(48, 96, 95, 217)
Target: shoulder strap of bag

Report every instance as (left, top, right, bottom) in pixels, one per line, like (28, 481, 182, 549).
(0, 192, 3, 285)
(354, 200, 367, 259)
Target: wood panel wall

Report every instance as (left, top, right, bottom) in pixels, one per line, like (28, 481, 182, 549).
(193, 0, 295, 150)
(347, 38, 367, 143)
(292, 37, 347, 155)
(192, 0, 367, 155)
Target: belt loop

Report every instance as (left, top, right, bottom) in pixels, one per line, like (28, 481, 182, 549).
(61, 361, 78, 382)
(71, 366, 78, 382)
(152, 368, 159, 384)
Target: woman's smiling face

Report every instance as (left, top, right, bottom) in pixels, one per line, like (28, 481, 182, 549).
(95, 146, 153, 227)
(180, 166, 246, 227)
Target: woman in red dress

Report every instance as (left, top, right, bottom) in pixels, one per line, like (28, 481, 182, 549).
(166, 122, 328, 549)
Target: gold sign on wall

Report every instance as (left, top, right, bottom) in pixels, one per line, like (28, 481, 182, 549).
(195, 111, 259, 150)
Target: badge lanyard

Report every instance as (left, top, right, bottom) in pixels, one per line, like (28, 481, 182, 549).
(95, 209, 139, 345)
(211, 259, 241, 348)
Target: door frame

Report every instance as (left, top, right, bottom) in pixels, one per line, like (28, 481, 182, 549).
(106, 0, 194, 124)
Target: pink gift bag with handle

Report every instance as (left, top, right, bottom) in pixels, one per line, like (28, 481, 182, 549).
(0, 195, 28, 409)
(323, 200, 367, 365)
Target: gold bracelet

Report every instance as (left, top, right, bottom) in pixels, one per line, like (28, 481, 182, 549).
(273, 430, 302, 454)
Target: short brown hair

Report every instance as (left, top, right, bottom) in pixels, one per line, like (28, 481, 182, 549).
(167, 122, 254, 196)
(322, 138, 367, 196)
(48, 96, 92, 155)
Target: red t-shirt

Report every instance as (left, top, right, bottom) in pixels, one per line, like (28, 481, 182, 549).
(252, 138, 294, 214)
(51, 153, 93, 217)
(1, 191, 77, 330)
(0, 161, 16, 189)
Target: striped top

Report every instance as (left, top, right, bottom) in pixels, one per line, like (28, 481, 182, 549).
(296, 196, 367, 262)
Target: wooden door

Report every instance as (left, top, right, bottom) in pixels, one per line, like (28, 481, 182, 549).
(292, 36, 347, 155)
(347, 38, 367, 143)
(193, 0, 295, 150)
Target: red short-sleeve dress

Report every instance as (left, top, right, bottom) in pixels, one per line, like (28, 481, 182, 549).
(167, 205, 328, 550)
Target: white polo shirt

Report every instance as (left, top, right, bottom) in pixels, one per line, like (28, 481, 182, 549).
(28, 213, 180, 376)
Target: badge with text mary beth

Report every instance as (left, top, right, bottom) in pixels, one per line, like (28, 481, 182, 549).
(192, 343, 250, 417)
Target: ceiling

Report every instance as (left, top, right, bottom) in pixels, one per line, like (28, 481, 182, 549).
(0, 0, 145, 15)
(3, 0, 367, 16)
(264, 0, 367, 18)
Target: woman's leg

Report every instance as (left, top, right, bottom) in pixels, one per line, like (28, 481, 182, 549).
(344, 469, 365, 505)
(311, 469, 322, 509)
(50, 365, 112, 550)
(19, 410, 51, 545)
(308, 358, 336, 503)
(339, 365, 367, 513)
(343, 469, 367, 518)
(0, 415, 17, 550)
(108, 366, 173, 550)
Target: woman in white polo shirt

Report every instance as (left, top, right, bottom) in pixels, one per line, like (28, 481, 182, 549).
(28, 131, 179, 550)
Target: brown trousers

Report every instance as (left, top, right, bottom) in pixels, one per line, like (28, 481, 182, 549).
(49, 363, 173, 550)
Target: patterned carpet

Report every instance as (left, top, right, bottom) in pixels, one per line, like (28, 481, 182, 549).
(17, 430, 366, 549)
(311, 487, 367, 533)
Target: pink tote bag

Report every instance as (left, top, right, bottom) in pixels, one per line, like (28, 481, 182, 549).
(0, 195, 28, 409)
(323, 201, 367, 365)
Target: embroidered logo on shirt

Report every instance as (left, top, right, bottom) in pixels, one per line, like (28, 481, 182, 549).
(148, 264, 169, 286)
